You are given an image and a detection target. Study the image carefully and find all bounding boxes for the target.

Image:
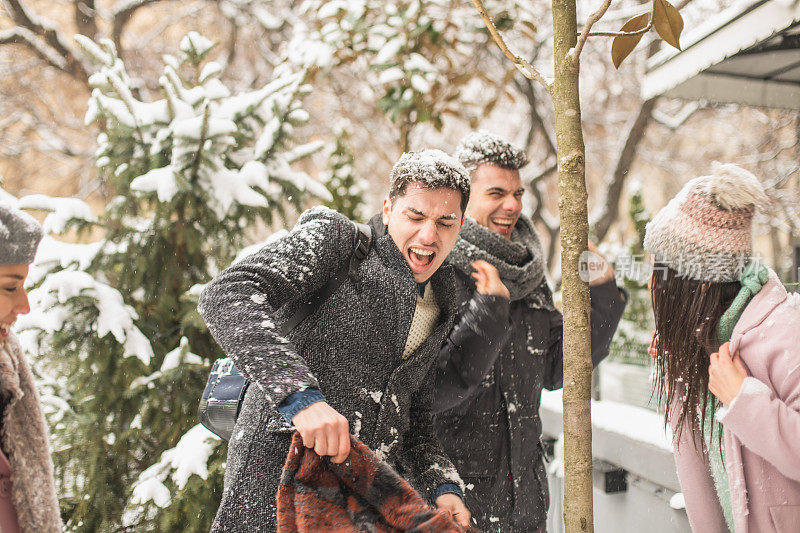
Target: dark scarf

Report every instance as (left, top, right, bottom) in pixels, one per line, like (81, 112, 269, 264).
(447, 216, 554, 310)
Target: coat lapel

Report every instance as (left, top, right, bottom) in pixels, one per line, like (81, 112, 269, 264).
(730, 271, 787, 353)
(0, 336, 62, 533)
(723, 271, 787, 533)
(368, 249, 458, 452)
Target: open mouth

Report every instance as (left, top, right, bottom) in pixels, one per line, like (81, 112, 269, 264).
(0, 323, 11, 338)
(491, 217, 516, 234)
(408, 246, 436, 272)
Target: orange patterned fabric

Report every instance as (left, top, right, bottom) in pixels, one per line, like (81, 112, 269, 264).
(277, 432, 472, 532)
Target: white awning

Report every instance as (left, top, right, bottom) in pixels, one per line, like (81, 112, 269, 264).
(641, 0, 800, 109)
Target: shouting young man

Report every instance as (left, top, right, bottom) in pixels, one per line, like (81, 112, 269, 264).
(433, 131, 627, 532)
(199, 150, 472, 531)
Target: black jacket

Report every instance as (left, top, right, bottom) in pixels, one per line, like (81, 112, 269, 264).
(199, 207, 463, 532)
(433, 272, 627, 532)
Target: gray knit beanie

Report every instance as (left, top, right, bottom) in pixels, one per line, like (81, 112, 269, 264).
(454, 130, 529, 172)
(643, 163, 768, 283)
(0, 202, 43, 265)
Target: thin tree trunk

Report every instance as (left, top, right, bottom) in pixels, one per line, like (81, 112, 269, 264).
(551, 0, 593, 530)
(399, 117, 411, 153)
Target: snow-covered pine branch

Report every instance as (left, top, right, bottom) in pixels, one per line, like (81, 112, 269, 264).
(24, 31, 333, 530)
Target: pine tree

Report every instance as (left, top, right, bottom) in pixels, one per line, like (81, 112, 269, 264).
(607, 184, 654, 366)
(321, 127, 367, 220)
(18, 32, 330, 532)
(291, 0, 513, 150)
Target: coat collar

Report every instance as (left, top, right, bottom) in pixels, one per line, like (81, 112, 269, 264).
(0, 336, 22, 405)
(726, 268, 789, 530)
(730, 268, 788, 353)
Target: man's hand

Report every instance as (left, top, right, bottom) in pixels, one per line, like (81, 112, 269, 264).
(709, 342, 747, 406)
(292, 401, 351, 463)
(435, 493, 471, 527)
(586, 241, 615, 286)
(471, 260, 510, 299)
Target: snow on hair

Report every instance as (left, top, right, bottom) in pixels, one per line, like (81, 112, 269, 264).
(454, 130, 529, 172)
(704, 162, 768, 211)
(389, 149, 471, 211)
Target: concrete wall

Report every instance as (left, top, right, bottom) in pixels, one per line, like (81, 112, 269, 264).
(540, 390, 691, 532)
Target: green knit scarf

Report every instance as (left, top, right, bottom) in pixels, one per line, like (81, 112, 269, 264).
(718, 262, 769, 344)
(706, 262, 769, 531)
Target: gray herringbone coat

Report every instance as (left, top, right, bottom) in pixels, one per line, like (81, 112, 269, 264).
(199, 207, 463, 532)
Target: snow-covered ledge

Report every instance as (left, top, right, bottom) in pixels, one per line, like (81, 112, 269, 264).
(540, 390, 690, 532)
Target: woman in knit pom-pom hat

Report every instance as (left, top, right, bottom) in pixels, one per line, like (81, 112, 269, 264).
(644, 163, 800, 533)
(0, 203, 62, 533)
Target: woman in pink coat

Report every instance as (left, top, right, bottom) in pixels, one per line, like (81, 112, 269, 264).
(0, 203, 61, 532)
(644, 162, 800, 533)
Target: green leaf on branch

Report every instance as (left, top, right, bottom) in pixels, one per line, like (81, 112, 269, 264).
(611, 13, 651, 69)
(653, 0, 684, 50)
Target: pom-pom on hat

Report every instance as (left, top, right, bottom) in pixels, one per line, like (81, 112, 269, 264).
(454, 130, 529, 172)
(0, 202, 43, 265)
(643, 162, 768, 283)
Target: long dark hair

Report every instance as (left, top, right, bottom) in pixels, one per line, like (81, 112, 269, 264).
(651, 264, 740, 449)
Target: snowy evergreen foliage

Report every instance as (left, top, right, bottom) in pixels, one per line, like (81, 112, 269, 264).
(16, 32, 329, 531)
(321, 127, 368, 220)
(607, 185, 655, 367)
(290, 0, 523, 135)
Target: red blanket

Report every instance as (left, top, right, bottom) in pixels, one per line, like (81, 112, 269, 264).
(277, 432, 474, 532)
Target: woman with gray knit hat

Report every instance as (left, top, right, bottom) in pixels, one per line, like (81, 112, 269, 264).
(644, 163, 800, 532)
(0, 203, 62, 532)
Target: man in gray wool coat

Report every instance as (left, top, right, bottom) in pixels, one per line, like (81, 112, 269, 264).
(433, 131, 628, 532)
(199, 149, 473, 531)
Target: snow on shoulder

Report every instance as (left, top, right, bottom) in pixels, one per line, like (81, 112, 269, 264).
(390, 149, 470, 199)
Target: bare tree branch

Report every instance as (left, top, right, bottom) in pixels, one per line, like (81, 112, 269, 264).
(651, 101, 701, 129)
(73, 0, 98, 40)
(1, 0, 89, 83)
(586, 21, 653, 37)
(591, 95, 659, 242)
(572, 0, 612, 62)
(532, 162, 558, 184)
(0, 27, 68, 70)
(588, 0, 700, 241)
(516, 74, 557, 157)
(586, 0, 692, 37)
(529, 177, 561, 279)
(218, 5, 239, 80)
(469, 0, 552, 91)
(111, 0, 161, 57)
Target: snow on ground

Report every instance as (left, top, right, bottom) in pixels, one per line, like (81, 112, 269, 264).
(669, 492, 686, 510)
(540, 389, 673, 452)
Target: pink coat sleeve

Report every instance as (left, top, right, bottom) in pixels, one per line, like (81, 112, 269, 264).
(718, 303, 800, 482)
(717, 374, 800, 481)
(670, 402, 728, 532)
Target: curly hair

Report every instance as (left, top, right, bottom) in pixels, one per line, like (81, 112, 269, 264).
(389, 149, 471, 214)
(454, 130, 529, 173)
